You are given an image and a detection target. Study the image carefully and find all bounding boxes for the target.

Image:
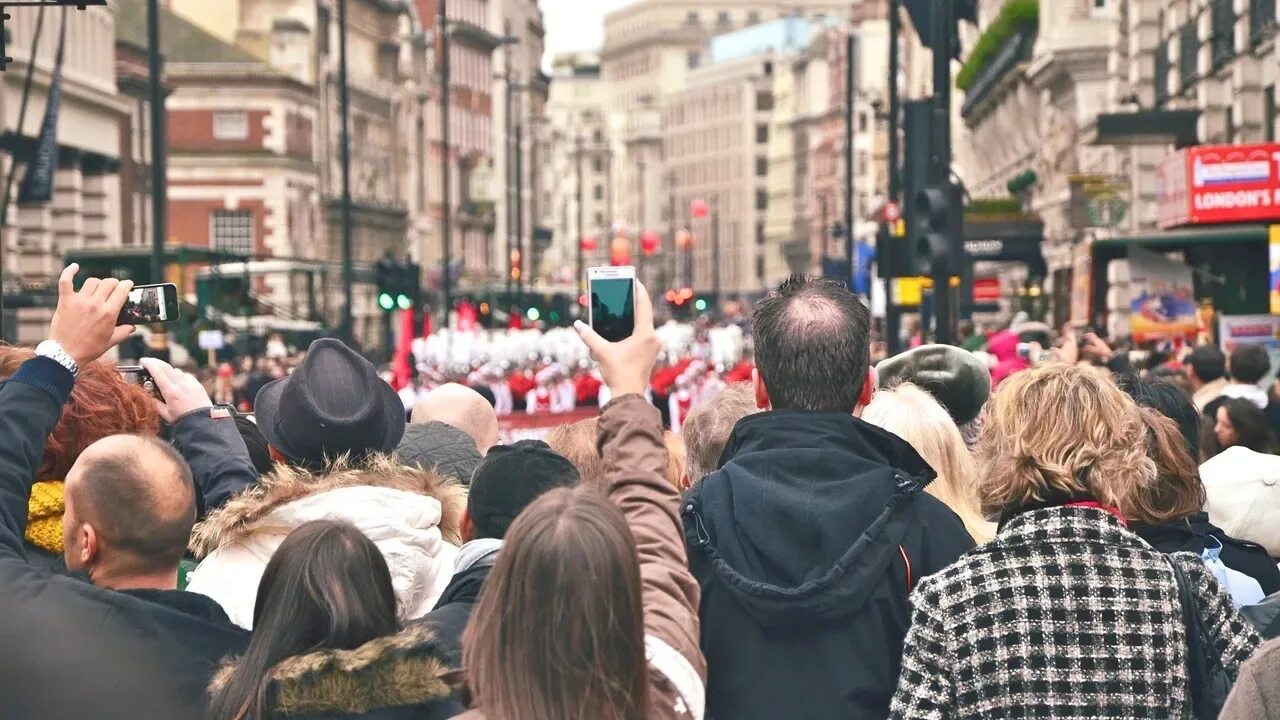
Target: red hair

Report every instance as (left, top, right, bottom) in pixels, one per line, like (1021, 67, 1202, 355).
(0, 348, 160, 479)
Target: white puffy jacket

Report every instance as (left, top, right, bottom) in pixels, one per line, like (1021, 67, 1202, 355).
(187, 458, 464, 630)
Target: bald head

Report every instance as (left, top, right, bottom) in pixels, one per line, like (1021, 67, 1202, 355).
(411, 383, 500, 453)
(64, 435, 195, 579)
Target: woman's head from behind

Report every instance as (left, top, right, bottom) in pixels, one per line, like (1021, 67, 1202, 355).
(0, 348, 159, 479)
(978, 364, 1161, 522)
(463, 485, 648, 720)
(208, 520, 397, 720)
(1214, 398, 1276, 454)
(864, 383, 994, 542)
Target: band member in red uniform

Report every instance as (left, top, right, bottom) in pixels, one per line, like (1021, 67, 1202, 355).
(668, 376, 696, 434)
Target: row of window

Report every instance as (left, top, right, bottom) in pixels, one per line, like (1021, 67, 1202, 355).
(451, 46, 493, 94)
(1153, 0, 1276, 105)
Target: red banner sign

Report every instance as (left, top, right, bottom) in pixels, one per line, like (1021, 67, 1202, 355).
(1157, 142, 1280, 228)
(973, 277, 1001, 303)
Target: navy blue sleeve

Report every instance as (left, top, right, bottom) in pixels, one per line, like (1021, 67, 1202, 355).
(168, 408, 259, 514)
(0, 357, 74, 561)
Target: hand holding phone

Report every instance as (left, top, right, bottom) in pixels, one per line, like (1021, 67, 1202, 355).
(49, 264, 136, 368)
(587, 266, 637, 343)
(117, 283, 180, 326)
(118, 365, 164, 401)
(575, 277, 659, 399)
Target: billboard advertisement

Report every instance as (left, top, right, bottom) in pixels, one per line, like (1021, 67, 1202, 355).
(1156, 142, 1280, 229)
(1128, 246, 1197, 342)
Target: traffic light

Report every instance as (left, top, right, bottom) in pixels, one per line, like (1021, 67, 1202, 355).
(912, 182, 964, 278)
(375, 255, 396, 312)
(892, 99, 933, 279)
(397, 261, 420, 311)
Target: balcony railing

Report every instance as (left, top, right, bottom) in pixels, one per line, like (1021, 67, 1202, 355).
(960, 25, 1036, 119)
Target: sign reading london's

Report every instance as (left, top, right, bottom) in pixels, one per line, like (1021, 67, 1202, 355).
(1157, 142, 1280, 229)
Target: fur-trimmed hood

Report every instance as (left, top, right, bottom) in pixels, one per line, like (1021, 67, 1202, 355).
(209, 623, 462, 718)
(191, 454, 466, 556)
(185, 455, 467, 630)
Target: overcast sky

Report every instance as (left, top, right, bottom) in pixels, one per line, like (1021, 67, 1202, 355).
(540, 0, 634, 64)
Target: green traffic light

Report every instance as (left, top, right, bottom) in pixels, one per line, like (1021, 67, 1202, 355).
(397, 294, 413, 311)
(695, 299, 708, 311)
(526, 307, 541, 321)
(378, 293, 394, 311)
(549, 311, 560, 323)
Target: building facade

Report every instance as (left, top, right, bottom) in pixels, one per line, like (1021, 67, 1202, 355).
(0, 5, 126, 343)
(543, 54, 611, 283)
(663, 54, 774, 298)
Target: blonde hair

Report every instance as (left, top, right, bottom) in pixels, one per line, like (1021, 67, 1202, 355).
(545, 417, 687, 491)
(977, 364, 1160, 522)
(864, 383, 996, 543)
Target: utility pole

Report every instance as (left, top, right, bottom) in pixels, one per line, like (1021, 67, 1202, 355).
(636, 155, 645, 282)
(514, 118, 524, 294)
(503, 46, 514, 297)
(886, 0, 903, 355)
(666, 171, 676, 293)
(439, 0, 453, 326)
(147, 0, 167, 288)
(931, 0, 955, 345)
(575, 133, 585, 302)
(337, 0, 355, 343)
(710, 194, 720, 315)
(844, 31, 857, 288)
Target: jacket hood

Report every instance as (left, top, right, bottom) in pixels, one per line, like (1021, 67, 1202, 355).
(687, 411, 934, 628)
(187, 456, 466, 628)
(209, 623, 454, 717)
(191, 454, 465, 556)
(433, 539, 501, 609)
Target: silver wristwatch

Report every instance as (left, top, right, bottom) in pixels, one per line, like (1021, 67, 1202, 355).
(34, 340, 79, 378)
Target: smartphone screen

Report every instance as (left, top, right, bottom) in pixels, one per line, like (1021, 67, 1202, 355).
(118, 283, 180, 326)
(590, 276, 636, 343)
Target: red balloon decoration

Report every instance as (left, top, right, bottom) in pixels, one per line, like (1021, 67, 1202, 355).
(580, 236, 597, 251)
(610, 236, 631, 266)
(640, 230, 660, 255)
(690, 198, 710, 219)
(676, 229, 694, 250)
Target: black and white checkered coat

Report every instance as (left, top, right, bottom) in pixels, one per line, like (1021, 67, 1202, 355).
(889, 506, 1261, 720)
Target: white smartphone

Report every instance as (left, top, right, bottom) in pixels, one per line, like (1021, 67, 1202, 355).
(587, 266, 637, 343)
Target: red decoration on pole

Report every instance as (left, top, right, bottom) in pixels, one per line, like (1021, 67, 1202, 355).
(610, 236, 631, 266)
(690, 198, 710, 219)
(640, 229, 660, 255)
(580, 236, 597, 251)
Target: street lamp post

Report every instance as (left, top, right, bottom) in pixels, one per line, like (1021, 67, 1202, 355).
(575, 132, 585, 302)
(337, 0, 355, 343)
(146, 0, 167, 291)
(439, 0, 453, 327)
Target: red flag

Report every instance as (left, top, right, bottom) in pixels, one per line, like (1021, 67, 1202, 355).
(393, 309, 415, 390)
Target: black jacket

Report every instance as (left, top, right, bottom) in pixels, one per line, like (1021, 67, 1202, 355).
(1133, 512, 1280, 595)
(682, 411, 975, 720)
(0, 358, 249, 719)
(416, 540, 500, 667)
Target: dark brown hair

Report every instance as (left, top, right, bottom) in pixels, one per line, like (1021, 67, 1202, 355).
(1135, 407, 1207, 525)
(752, 275, 871, 412)
(462, 486, 649, 720)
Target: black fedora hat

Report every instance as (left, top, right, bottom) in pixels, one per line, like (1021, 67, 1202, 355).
(255, 338, 406, 469)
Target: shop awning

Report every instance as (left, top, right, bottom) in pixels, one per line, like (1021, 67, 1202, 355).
(1092, 224, 1269, 248)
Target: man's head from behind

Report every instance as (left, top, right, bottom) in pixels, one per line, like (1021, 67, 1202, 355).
(682, 383, 759, 484)
(1229, 343, 1271, 385)
(1186, 345, 1226, 387)
(411, 383, 500, 454)
(63, 435, 196, 589)
(462, 440, 580, 542)
(751, 275, 873, 413)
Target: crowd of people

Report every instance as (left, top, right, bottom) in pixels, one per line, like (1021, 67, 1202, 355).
(8, 264, 1280, 719)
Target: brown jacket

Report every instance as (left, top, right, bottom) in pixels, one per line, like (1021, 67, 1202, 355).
(1221, 636, 1280, 720)
(455, 394, 706, 720)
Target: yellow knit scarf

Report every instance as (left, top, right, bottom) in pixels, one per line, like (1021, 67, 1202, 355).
(26, 480, 64, 555)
